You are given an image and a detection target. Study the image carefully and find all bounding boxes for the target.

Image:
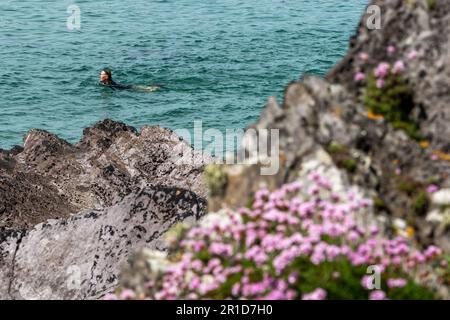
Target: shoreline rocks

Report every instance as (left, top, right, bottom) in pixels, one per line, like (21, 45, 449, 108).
(0, 119, 210, 229)
(0, 119, 211, 299)
(1, 186, 206, 300)
(207, 0, 450, 252)
(1, 0, 450, 300)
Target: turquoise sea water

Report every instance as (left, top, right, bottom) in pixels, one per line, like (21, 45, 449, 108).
(0, 0, 367, 149)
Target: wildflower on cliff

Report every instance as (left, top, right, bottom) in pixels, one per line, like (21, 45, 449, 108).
(387, 278, 407, 288)
(103, 293, 118, 300)
(387, 46, 396, 55)
(424, 245, 442, 259)
(426, 184, 439, 194)
(302, 288, 327, 300)
(418, 140, 429, 148)
(392, 60, 405, 74)
(374, 62, 390, 78)
(120, 289, 136, 300)
(369, 290, 386, 300)
(376, 79, 385, 89)
(354, 71, 366, 82)
(361, 275, 374, 290)
(407, 50, 418, 60)
(347, 230, 360, 242)
(288, 272, 298, 284)
(433, 150, 450, 161)
(307, 185, 320, 196)
(115, 172, 446, 300)
(367, 110, 384, 120)
(406, 226, 415, 238)
(370, 225, 379, 235)
(359, 52, 369, 62)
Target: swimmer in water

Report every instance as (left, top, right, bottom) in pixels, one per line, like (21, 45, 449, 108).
(99, 69, 161, 92)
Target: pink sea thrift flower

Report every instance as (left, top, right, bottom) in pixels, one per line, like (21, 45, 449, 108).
(374, 62, 390, 78)
(431, 154, 438, 161)
(387, 46, 396, 55)
(370, 225, 379, 235)
(407, 50, 418, 60)
(361, 275, 374, 290)
(231, 283, 240, 296)
(347, 230, 360, 242)
(354, 72, 366, 82)
(302, 288, 327, 300)
(376, 79, 385, 89)
(141, 174, 445, 301)
(369, 290, 386, 300)
(103, 293, 118, 300)
(392, 60, 405, 74)
(120, 289, 136, 300)
(387, 278, 407, 288)
(359, 52, 369, 61)
(288, 273, 298, 284)
(426, 184, 439, 194)
(424, 245, 442, 258)
(307, 185, 320, 196)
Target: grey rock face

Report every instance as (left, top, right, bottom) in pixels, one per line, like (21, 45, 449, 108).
(329, 0, 450, 151)
(0, 119, 209, 229)
(0, 186, 206, 300)
(242, 75, 450, 251)
(0, 119, 210, 299)
(222, 0, 450, 252)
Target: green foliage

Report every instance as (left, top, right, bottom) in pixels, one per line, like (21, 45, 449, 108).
(373, 197, 388, 212)
(208, 272, 243, 299)
(412, 191, 429, 215)
(204, 164, 228, 197)
(289, 258, 368, 299)
(387, 281, 436, 300)
(245, 194, 255, 209)
(393, 176, 430, 216)
(326, 141, 358, 173)
(397, 180, 417, 196)
(327, 141, 346, 154)
(427, 0, 436, 10)
(208, 256, 438, 300)
(364, 73, 422, 141)
(342, 158, 357, 173)
(392, 121, 423, 141)
(287, 257, 436, 300)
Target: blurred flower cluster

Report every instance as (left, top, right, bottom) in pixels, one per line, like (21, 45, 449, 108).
(357, 45, 424, 141)
(354, 46, 417, 88)
(107, 172, 449, 300)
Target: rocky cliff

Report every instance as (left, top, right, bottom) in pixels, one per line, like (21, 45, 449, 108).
(0, 119, 208, 229)
(114, 0, 450, 300)
(207, 0, 450, 252)
(0, 119, 210, 299)
(1, 0, 450, 300)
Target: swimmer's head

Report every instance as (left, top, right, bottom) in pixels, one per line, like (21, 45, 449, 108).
(100, 69, 112, 84)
